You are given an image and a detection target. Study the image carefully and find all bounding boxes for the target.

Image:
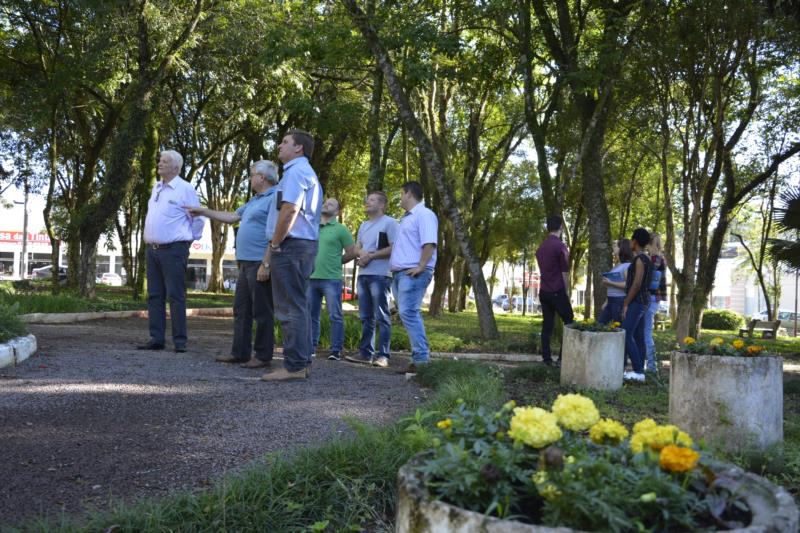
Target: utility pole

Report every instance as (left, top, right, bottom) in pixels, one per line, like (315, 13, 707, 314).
(14, 176, 29, 279)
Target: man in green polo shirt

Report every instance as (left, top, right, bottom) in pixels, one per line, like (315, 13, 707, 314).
(308, 198, 357, 360)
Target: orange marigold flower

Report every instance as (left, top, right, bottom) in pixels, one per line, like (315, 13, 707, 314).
(732, 339, 745, 349)
(683, 336, 696, 345)
(747, 345, 764, 355)
(659, 445, 700, 473)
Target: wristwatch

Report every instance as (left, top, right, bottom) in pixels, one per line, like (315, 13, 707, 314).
(261, 261, 270, 269)
(269, 241, 281, 251)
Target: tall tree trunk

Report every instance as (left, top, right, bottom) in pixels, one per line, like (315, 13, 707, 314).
(44, 109, 60, 293)
(207, 219, 228, 293)
(344, 0, 499, 338)
(367, 65, 384, 192)
(584, 256, 592, 320)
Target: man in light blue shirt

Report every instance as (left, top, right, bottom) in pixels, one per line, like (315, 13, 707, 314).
(389, 181, 438, 371)
(186, 160, 279, 369)
(260, 130, 323, 381)
(138, 150, 204, 353)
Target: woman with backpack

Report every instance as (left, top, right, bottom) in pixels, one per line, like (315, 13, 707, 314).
(644, 233, 667, 373)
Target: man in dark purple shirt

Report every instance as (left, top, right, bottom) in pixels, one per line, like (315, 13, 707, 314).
(535, 215, 574, 366)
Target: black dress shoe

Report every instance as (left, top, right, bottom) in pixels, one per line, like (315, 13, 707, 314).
(174, 346, 187, 353)
(137, 342, 165, 350)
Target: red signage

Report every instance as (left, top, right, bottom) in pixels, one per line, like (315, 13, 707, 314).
(0, 231, 54, 245)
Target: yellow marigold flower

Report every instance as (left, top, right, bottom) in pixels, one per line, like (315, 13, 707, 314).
(709, 337, 725, 346)
(633, 418, 658, 434)
(508, 406, 563, 448)
(552, 394, 600, 431)
(683, 336, 696, 345)
(747, 345, 763, 355)
(589, 418, 630, 445)
(566, 455, 576, 464)
(436, 418, 452, 430)
(630, 422, 693, 453)
(732, 339, 745, 349)
(611, 321, 621, 329)
(659, 445, 700, 473)
(586, 318, 595, 324)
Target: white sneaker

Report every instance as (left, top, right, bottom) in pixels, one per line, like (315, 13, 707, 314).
(623, 371, 645, 382)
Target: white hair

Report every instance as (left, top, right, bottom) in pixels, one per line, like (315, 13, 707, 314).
(251, 160, 279, 184)
(161, 150, 183, 171)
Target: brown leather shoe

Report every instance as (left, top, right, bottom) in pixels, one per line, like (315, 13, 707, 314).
(260, 367, 308, 381)
(215, 355, 247, 364)
(241, 358, 271, 369)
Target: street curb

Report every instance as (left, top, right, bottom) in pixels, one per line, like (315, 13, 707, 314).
(0, 334, 38, 369)
(20, 307, 233, 324)
(386, 350, 542, 363)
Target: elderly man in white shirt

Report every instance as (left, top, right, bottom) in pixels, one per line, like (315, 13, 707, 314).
(137, 150, 204, 353)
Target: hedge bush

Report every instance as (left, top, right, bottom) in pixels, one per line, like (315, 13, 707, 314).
(701, 309, 744, 331)
(0, 303, 28, 343)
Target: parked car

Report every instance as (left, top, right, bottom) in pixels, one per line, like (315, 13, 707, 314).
(342, 286, 355, 301)
(31, 265, 67, 281)
(492, 294, 509, 307)
(754, 309, 797, 322)
(504, 296, 538, 312)
(97, 272, 123, 286)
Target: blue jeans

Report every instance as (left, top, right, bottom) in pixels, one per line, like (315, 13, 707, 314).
(392, 269, 433, 363)
(271, 238, 318, 372)
(598, 296, 625, 324)
(644, 296, 659, 371)
(358, 275, 392, 359)
(146, 242, 190, 348)
(308, 278, 344, 353)
(622, 301, 646, 374)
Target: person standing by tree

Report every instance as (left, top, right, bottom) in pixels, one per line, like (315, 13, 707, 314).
(259, 130, 322, 381)
(307, 197, 357, 361)
(346, 191, 399, 368)
(620, 228, 653, 383)
(535, 215, 574, 366)
(137, 150, 205, 353)
(389, 181, 438, 372)
(186, 160, 279, 369)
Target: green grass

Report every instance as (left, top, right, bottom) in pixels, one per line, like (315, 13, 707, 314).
(23, 360, 502, 533)
(0, 283, 234, 314)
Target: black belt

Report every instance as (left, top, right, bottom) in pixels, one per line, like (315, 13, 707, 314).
(148, 241, 190, 249)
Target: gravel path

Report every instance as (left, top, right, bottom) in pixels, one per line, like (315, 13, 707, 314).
(0, 316, 425, 529)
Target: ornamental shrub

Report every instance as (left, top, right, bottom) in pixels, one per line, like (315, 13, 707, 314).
(701, 309, 744, 331)
(0, 303, 27, 343)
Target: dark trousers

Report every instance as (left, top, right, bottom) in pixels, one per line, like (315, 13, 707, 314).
(146, 242, 190, 347)
(231, 260, 274, 361)
(271, 238, 318, 372)
(539, 288, 574, 361)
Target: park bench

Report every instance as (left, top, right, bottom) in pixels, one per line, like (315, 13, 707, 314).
(738, 319, 781, 339)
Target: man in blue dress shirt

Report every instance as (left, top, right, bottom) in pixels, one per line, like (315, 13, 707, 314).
(186, 160, 279, 369)
(260, 130, 322, 381)
(138, 150, 205, 353)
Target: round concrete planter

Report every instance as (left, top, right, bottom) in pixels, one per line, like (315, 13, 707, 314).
(669, 351, 783, 455)
(560, 326, 625, 390)
(395, 453, 798, 533)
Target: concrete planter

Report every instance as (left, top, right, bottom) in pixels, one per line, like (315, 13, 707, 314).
(669, 351, 783, 455)
(395, 453, 798, 533)
(560, 326, 625, 390)
(0, 334, 37, 369)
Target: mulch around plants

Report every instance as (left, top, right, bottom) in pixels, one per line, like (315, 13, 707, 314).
(0, 316, 426, 529)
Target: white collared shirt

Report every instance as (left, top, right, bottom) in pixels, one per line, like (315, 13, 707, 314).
(143, 177, 204, 244)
